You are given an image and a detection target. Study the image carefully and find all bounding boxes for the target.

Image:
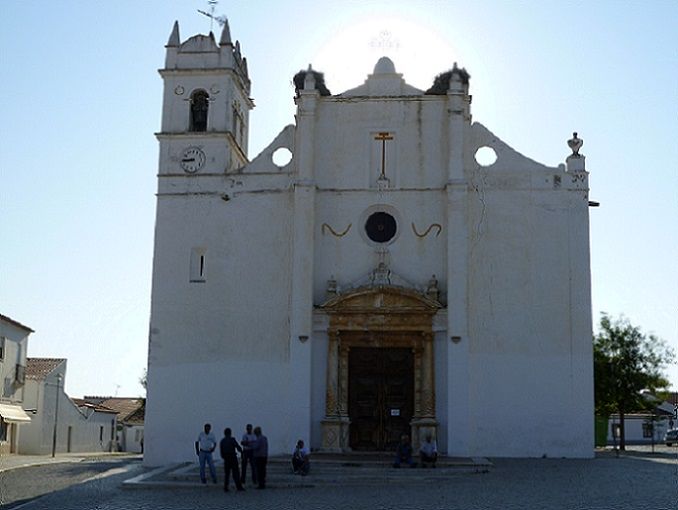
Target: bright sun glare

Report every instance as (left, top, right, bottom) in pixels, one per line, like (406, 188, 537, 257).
(311, 16, 460, 94)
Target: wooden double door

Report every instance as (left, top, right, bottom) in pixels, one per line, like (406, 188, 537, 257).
(348, 347, 414, 451)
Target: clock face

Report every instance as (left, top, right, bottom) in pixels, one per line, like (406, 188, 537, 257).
(180, 146, 206, 173)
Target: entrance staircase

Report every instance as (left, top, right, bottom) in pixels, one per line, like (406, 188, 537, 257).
(136, 453, 492, 489)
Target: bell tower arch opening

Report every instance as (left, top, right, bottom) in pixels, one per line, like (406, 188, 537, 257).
(189, 89, 209, 132)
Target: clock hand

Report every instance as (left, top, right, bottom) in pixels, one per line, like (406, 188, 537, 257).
(182, 158, 196, 162)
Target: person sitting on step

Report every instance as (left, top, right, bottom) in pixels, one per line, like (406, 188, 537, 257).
(393, 434, 416, 468)
(419, 433, 438, 468)
(292, 439, 310, 475)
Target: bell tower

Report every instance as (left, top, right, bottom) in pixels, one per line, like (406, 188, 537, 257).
(157, 20, 253, 177)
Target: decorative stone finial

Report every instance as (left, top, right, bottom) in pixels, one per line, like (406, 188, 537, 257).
(373, 56, 396, 75)
(371, 262, 392, 286)
(326, 277, 338, 299)
(425, 63, 470, 95)
(566, 132, 586, 172)
(567, 132, 583, 158)
(304, 65, 316, 90)
(234, 41, 241, 61)
(293, 68, 331, 97)
(167, 21, 180, 47)
(426, 275, 439, 302)
(450, 62, 470, 83)
(219, 18, 232, 46)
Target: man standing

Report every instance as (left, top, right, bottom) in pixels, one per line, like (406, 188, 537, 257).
(195, 423, 218, 484)
(219, 428, 245, 492)
(240, 423, 257, 486)
(252, 426, 269, 489)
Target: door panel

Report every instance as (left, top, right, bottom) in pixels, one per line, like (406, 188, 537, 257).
(349, 347, 414, 451)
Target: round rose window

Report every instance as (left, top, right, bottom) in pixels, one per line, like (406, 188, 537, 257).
(364, 212, 397, 243)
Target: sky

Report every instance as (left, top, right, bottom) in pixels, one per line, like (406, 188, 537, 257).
(1, 0, 676, 398)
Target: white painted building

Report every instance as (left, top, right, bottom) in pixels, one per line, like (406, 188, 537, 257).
(83, 397, 144, 453)
(0, 314, 33, 455)
(606, 414, 672, 446)
(145, 20, 594, 466)
(19, 359, 117, 455)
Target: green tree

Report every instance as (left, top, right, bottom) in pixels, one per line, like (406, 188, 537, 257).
(594, 313, 675, 450)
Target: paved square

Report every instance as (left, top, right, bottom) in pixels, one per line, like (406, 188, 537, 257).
(10, 449, 678, 510)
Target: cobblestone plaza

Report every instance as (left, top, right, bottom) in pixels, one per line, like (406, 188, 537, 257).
(4, 448, 676, 510)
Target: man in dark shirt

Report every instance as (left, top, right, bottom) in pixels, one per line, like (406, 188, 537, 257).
(219, 428, 244, 492)
(252, 426, 269, 489)
(393, 434, 416, 468)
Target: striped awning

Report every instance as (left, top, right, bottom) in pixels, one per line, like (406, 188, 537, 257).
(0, 403, 32, 423)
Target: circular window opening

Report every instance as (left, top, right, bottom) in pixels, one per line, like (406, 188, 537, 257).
(272, 147, 293, 167)
(365, 212, 397, 243)
(474, 146, 497, 166)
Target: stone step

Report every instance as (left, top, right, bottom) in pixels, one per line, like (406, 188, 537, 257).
(161, 456, 492, 487)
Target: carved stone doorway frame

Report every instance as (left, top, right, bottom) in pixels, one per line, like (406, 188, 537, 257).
(319, 286, 440, 452)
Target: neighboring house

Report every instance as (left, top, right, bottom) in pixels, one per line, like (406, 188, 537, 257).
(19, 358, 117, 454)
(84, 397, 144, 453)
(607, 414, 671, 445)
(606, 399, 676, 445)
(0, 314, 33, 455)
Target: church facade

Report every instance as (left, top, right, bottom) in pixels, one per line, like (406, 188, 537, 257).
(144, 20, 594, 466)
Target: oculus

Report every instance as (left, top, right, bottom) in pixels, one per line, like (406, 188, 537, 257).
(365, 212, 397, 243)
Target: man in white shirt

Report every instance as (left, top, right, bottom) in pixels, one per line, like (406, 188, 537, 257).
(419, 433, 438, 468)
(195, 423, 218, 484)
(240, 423, 257, 486)
(292, 439, 310, 475)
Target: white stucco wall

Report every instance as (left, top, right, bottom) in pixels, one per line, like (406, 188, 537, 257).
(0, 320, 29, 404)
(0, 317, 31, 454)
(145, 190, 295, 465)
(146, 24, 594, 464)
(120, 424, 144, 453)
(461, 124, 593, 458)
(606, 415, 670, 445)
(19, 368, 115, 455)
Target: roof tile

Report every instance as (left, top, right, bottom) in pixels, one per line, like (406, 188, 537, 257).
(25, 358, 65, 380)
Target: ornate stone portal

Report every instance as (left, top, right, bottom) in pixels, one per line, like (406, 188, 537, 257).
(320, 286, 440, 451)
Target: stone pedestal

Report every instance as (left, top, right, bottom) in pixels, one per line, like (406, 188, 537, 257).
(566, 154, 586, 173)
(320, 416, 351, 452)
(411, 417, 438, 451)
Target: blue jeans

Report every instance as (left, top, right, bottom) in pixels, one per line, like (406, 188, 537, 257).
(199, 450, 217, 483)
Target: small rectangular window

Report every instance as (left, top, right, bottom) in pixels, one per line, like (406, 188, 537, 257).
(99, 426, 104, 442)
(0, 337, 5, 359)
(642, 422, 653, 438)
(190, 247, 207, 282)
(0, 419, 7, 442)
